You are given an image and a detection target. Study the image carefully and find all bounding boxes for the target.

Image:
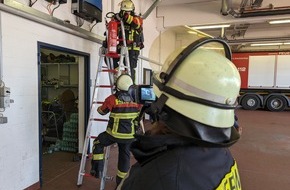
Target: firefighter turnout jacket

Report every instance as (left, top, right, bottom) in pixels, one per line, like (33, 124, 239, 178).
(119, 11, 144, 51)
(117, 134, 242, 190)
(97, 92, 141, 140)
(91, 91, 142, 184)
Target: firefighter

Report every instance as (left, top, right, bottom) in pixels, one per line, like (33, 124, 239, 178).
(117, 38, 242, 190)
(103, 0, 143, 82)
(90, 74, 142, 186)
(118, 0, 143, 82)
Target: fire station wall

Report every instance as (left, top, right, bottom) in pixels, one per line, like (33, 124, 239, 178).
(149, 30, 176, 71)
(136, 0, 162, 76)
(0, 11, 102, 189)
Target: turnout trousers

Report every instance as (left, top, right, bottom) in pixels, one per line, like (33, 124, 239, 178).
(91, 132, 132, 185)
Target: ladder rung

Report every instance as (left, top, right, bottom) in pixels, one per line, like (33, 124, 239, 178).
(93, 101, 104, 104)
(82, 173, 93, 177)
(105, 53, 120, 58)
(82, 172, 113, 181)
(101, 69, 117, 73)
(119, 66, 130, 68)
(96, 85, 114, 88)
(91, 118, 109, 122)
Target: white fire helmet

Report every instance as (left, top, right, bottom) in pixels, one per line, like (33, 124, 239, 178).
(116, 74, 133, 91)
(120, 0, 135, 11)
(153, 38, 241, 128)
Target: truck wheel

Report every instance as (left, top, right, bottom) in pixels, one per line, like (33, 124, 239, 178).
(241, 95, 260, 110)
(266, 96, 287, 112)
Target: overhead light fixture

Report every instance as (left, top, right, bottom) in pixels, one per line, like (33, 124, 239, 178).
(200, 46, 225, 50)
(190, 24, 231, 30)
(187, 31, 197, 35)
(268, 19, 290, 24)
(250, 42, 283, 46)
(184, 25, 213, 38)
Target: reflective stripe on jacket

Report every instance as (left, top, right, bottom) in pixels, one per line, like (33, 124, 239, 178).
(98, 94, 141, 139)
(120, 13, 143, 51)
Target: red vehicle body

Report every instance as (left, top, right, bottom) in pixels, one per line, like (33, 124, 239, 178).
(232, 52, 290, 112)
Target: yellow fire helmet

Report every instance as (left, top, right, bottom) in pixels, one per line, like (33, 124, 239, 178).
(153, 37, 241, 128)
(120, 0, 135, 11)
(116, 74, 133, 91)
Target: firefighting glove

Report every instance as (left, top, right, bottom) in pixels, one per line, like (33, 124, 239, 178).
(134, 116, 145, 135)
(134, 118, 141, 134)
(102, 40, 107, 48)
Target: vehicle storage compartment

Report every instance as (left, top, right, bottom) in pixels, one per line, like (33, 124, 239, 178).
(232, 52, 290, 112)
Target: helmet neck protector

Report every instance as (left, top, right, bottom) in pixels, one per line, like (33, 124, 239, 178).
(159, 105, 240, 147)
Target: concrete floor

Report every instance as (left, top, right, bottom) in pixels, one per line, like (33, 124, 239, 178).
(230, 109, 290, 190)
(41, 109, 290, 190)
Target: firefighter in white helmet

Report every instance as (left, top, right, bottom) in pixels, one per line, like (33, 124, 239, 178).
(118, 0, 143, 82)
(117, 37, 242, 190)
(120, 0, 135, 11)
(90, 74, 142, 186)
(103, 0, 144, 82)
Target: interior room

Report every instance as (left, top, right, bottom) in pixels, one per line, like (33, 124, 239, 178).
(1, 0, 290, 190)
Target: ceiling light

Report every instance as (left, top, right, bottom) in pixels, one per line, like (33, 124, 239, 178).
(268, 19, 290, 24)
(200, 46, 225, 50)
(187, 31, 197, 35)
(250, 43, 283, 46)
(250, 42, 290, 46)
(184, 26, 213, 38)
(190, 24, 231, 30)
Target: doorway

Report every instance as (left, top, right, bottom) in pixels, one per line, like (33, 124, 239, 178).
(37, 42, 90, 186)
(143, 68, 153, 85)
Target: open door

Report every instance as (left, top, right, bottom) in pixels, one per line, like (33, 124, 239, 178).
(38, 42, 90, 186)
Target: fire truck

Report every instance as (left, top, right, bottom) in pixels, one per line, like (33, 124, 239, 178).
(232, 52, 290, 112)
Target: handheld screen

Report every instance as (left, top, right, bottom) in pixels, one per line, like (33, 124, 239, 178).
(140, 87, 156, 101)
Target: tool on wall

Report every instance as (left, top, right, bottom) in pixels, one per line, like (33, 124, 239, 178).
(0, 82, 14, 124)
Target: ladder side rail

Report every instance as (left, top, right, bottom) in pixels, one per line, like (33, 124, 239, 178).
(120, 20, 128, 49)
(117, 48, 125, 77)
(100, 145, 111, 190)
(119, 20, 131, 76)
(77, 48, 106, 185)
(106, 56, 115, 85)
(100, 52, 116, 190)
